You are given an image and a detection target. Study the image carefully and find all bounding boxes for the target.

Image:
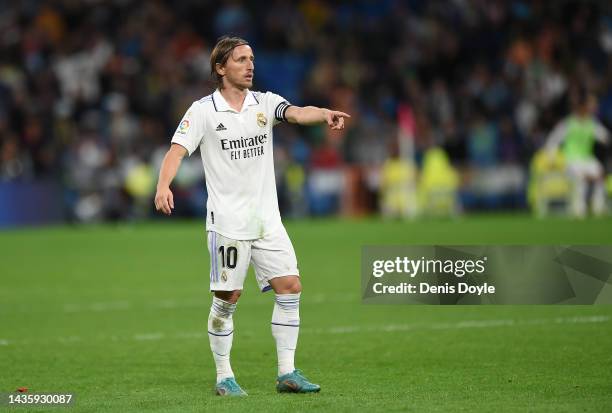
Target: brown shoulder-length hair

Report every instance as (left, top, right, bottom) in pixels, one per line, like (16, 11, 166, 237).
(210, 36, 250, 88)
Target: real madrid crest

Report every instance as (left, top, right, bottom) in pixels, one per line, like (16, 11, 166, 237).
(257, 112, 267, 128)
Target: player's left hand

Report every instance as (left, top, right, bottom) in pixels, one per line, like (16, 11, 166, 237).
(325, 110, 351, 130)
(154, 187, 174, 215)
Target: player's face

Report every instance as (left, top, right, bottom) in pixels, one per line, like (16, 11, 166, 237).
(220, 44, 254, 90)
(587, 95, 598, 115)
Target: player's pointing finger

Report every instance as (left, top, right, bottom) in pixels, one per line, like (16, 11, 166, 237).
(333, 111, 351, 118)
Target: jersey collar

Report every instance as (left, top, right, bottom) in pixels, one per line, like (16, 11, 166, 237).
(212, 89, 258, 113)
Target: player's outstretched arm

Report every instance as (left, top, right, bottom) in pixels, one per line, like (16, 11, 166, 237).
(544, 120, 568, 154)
(154, 143, 187, 215)
(285, 106, 350, 130)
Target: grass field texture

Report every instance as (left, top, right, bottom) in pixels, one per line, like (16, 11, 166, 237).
(1, 215, 611, 412)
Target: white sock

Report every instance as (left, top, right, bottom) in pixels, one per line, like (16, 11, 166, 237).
(571, 177, 587, 217)
(208, 296, 237, 383)
(271, 293, 300, 376)
(592, 181, 606, 216)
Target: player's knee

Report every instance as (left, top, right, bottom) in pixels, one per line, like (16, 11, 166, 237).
(214, 290, 242, 303)
(276, 276, 301, 294)
(289, 278, 302, 294)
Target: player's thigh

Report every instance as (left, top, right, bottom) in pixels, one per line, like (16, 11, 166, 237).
(250, 226, 299, 292)
(207, 231, 251, 292)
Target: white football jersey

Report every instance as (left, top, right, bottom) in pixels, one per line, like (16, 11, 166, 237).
(171, 89, 291, 240)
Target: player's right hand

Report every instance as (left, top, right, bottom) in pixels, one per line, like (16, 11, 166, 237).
(324, 109, 351, 130)
(154, 187, 174, 215)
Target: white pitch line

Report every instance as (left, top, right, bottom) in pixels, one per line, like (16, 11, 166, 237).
(175, 331, 206, 339)
(133, 333, 165, 341)
(63, 301, 131, 313)
(552, 315, 610, 324)
(310, 315, 610, 335)
(1, 315, 609, 347)
(5, 295, 358, 315)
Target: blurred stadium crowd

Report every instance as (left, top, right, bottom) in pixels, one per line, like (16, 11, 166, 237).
(1, 0, 611, 223)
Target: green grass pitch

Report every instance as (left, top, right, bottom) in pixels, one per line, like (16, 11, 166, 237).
(1, 215, 611, 412)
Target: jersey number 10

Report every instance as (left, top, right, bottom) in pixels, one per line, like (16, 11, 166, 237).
(218, 246, 237, 269)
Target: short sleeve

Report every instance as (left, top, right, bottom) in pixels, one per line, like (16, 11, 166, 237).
(266, 92, 291, 126)
(171, 103, 205, 156)
(593, 120, 610, 144)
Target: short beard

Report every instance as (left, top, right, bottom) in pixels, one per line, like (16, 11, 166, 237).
(221, 77, 252, 90)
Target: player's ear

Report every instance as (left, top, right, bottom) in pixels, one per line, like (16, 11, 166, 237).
(215, 63, 226, 77)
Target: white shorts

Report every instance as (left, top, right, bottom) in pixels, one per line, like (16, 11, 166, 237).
(207, 226, 299, 292)
(567, 159, 603, 180)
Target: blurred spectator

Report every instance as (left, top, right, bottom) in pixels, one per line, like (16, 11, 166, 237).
(544, 89, 610, 217)
(380, 143, 417, 218)
(417, 147, 460, 217)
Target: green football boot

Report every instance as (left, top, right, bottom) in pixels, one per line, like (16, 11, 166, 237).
(276, 369, 321, 393)
(215, 377, 247, 396)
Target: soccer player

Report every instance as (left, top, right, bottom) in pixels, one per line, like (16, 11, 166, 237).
(545, 89, 610, 217)
(154, 36, 350, 396)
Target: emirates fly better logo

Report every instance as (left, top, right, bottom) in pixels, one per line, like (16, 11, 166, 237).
(221, 134, 268, 161)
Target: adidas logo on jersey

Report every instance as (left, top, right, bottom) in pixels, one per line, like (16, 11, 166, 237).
(216, 123, 227, 131)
